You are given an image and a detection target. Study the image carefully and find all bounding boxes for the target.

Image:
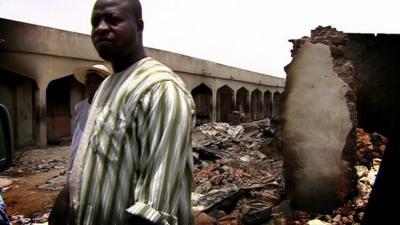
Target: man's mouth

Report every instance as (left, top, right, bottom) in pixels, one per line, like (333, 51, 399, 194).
(95, 38, 112, 44)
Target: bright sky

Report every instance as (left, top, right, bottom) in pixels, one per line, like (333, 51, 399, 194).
(1, 0, 399, 78)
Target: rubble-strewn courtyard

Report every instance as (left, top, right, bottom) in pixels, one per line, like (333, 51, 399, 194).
(0, 119, 386, 225)
(0, 146, 68, 224)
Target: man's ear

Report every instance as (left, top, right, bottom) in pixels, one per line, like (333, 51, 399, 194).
(137, 18, 144, 32)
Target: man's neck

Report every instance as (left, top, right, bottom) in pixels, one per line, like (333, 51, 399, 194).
(111, 51, 147, 73)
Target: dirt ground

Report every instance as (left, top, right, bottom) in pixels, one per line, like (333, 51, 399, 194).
(0, 123, 379, 224)
(0, 135, 205, 219)
(0, 145, 69, 218)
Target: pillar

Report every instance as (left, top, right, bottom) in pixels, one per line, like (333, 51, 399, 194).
(34, 85, 47, 147)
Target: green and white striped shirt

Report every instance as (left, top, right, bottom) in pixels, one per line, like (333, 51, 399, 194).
(70, 57, 195, 225)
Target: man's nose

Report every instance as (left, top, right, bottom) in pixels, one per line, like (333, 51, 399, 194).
(94, 20, 109, 33)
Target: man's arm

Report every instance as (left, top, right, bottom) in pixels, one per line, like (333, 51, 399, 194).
(48, 185, 69, 225)
(125, 214, 158, 225)
(126, 80, 195, 225)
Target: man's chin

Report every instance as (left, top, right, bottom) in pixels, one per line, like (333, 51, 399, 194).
(97, 50, 117, 61)
(94, 43, 116, 60)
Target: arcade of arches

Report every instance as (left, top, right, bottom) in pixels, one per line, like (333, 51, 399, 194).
(191, 83, 282, 125)
(0, 18, 285, 147)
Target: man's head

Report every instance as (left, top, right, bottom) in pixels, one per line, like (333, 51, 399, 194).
(73, 64, 110, 103)
(91, 0, 146, 71)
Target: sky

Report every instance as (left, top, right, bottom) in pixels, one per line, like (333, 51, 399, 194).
(1, 0, 399, 78)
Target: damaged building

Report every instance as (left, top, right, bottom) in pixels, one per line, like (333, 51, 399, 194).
(1, 15, 398, 224)
(281, 26, 399, 224)
(0, 18, 285, 148)
(191, 26, 399, 225)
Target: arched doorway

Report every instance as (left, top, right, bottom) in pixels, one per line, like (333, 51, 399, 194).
(251, 89, 262, 120)
(264, 90, 272, 117)
(273, 92, 281, 118)
(191, 83, 213, 125)
(217, 85, 234, 122)
(236, 87, 249, 116)
(46, 75, 83, 144)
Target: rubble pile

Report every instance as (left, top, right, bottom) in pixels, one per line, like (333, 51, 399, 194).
(3, 120, 387, 225)
(36, 174, 65, 191)
(355, 128, 386, 167)
(10, 213, 49, 225)
(3, 159, 66, 176)
(292, 129, 387, 225)
(0, 152, 67, 224)
(192, 120, 285, 225)
(0, 177, 19, 193)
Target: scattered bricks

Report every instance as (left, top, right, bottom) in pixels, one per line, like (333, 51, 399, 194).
(210, 175, 223, 185)
(219, 211, 242, 225)
(195, 213, 218, 225)
(192, 120, 284, 224)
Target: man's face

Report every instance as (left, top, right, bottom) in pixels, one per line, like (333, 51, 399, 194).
(91, 0, 142, 61)
(85, 72, 104, 103)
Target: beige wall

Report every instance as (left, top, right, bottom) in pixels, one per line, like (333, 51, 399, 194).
(15, 80, 35, 146)
(0, 18, 285, 147)
(146, 47, 285, 88)
(0, 70, 35, 147)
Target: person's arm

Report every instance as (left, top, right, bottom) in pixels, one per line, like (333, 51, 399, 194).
(48, 185, 69, 225)
(71, 102, 80, 135)
(125, 81, 195, 225)
(125, 214, 158, 225)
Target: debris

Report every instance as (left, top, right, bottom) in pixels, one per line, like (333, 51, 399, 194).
(231, 126, 244, 139)
(307, 219, 329, 225)
(241, 200, 272, 225)
(195, 212, 218, 225)
(356, 128, 386, 168)
(10, 213, 49, 224)
(37, 175, 65, 191)
(219, 210, 242, 225)
(293, 129, 387, 225)
(0, 177, 14, 188)
(192, 119, 284, 224)
(8, 121, 384, 225)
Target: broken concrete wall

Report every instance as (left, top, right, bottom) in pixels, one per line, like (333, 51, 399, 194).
(282, 27, 357, 212)
(344, 34, 400, 136)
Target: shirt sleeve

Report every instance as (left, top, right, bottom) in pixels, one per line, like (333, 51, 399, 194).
(126, 80, 195, 225)
(71, 102, 79, 134)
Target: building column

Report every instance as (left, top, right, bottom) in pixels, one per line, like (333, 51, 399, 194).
(272, 93, 276, 118)
(34, 85, 47, 147)
(212, 90, 217, 122)
(248, 90, 252, 120)
(233, 89, 237, 111)
(259, 90, 263, 120)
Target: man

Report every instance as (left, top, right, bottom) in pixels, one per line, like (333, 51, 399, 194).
(65, 0, 195, 224)
(49, 65, 110, 224)
(68, 64, 110, 180)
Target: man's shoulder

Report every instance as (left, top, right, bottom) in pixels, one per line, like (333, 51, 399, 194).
(133, 57, 186, 89)
(140, 57, 174, 75)
(74, 99, 90, 111)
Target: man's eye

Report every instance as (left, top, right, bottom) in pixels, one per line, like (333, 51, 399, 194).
(91, 18, 100, 27)
(108, 17, 120, 25)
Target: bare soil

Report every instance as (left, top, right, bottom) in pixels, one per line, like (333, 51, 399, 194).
(0, 146, 69, 217)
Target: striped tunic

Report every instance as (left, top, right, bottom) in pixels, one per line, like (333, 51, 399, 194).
(69, 57, 195, 225)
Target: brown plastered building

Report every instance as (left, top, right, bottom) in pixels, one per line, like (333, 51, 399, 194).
(0, 18, 285, 148)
